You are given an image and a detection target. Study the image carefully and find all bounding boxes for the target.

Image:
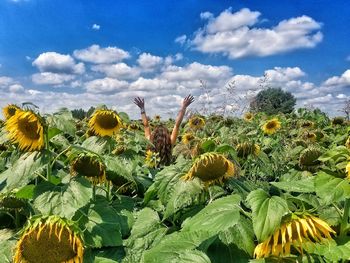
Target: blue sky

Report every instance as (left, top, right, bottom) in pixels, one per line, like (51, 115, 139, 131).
(0, 0, 349, 118)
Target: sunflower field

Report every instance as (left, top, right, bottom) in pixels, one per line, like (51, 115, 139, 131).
(1, 104, 350, 263)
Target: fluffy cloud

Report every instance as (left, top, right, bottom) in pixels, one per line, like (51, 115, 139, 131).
(73, 45, 130, 64)
(0, 76, 14, 88)
(91, 63, 140, 80)
(323, 69, 350, 88)
(0, 76, 25, 93)
(32, 52, 85, 74)
(32, 72, 75, 85)
(85, 78, 128, 93)
(92, 24, 100, 30)
(137, 53, 163, 70)
(182, 8, 322, 59)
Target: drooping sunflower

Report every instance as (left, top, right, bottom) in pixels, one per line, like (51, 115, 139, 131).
(346, 162, 350, 179)
(299, 147, 322, 172)
(262, 118, 281, 135)
(128, 122, 141, 131)
(345, 136, 350, 149)
(183, 152, 235, 186)
(254, 213, 335, 259)
(189, 116, 205, 130)
(5, 110, 45, 151)
(332, 116, 345, 126)
(3, 104, 20, 120)
(303, 132, 317, 142)
(70, 153, 106, 184)
(145, 150, 160, 168)
(236, 142, 260, 158)
(300, 120, 314, 129)
(243, 112, 254, 122)
(182, 133, 195, 145)
(88, 109, 122, 137)
(14, 215, 84, 263)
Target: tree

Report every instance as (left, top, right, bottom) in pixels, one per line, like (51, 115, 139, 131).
(341, 99, 350, 121)
(250, 87, 296, 115)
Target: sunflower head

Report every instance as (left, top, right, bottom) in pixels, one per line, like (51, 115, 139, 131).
(262, 118, 281, 135)
(346, 162, 350, 179)
(300, 120, 314, 129)
(254, 213, 335, 259)
(332, 116, 345, 126)
(14, 215, 84, 263)
(299, 147, 322, 172)
(0, 191, 27, 210)
(154, 115, 161, 122)
(182, 152, 235, 187)
(303, 132, 317, 142)
(3, 104, 20, 120)
(145, 150, 160, 168)
(70, 153, 106, 184)
(236, 142, 260, 158)
(128, 122, 141, 131)
(243, 112, 254, 122)
(88, 109, 122, 137)
(182, 133, 195, 145)
(5, 110, 45, 151)
(189, 116, 205, 130)
(345, 136, 350, 149)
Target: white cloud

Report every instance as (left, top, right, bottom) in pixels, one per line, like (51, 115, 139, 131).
(32, 52, 85, 74)
(73, 45, 130, 64)
(0, 76, 14, 88)
(265, 67, 306, 83)
(137, 53, 163, 70)
(9, 84, 24, 93)
(85, 78, 128, 93)
(323, 69, 350, 88)
(92, 63, 140, 80)
(32, 72, 75, 85)
(92, 24, 100, 30)
(185, 8, 322, 59)
(175, 35, 187, 45)
(200, 11, 213, 20)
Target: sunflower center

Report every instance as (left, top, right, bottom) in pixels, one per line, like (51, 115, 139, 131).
(194, 157, 228, 182)
(73, 157, 103, 178)
(266, 121, 277, 129)
(21, 225, 77, 263)
(95, 114, 119, 129)
(17, 118, 41, 140)
(192, 119, 200, 125)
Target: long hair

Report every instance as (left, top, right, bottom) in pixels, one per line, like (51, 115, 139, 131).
(150, 125, 172, 165)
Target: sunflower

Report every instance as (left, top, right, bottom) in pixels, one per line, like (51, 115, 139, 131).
(262, 118, 281, 135)
(3, 104, 20, 120)
(236, 142, 260, 158)
(300, 120, 314, 129)
(189, 116, 205, 130)
(303, 132, 317, 142)
(5, 110, 44, 151)
(243, 112, 254, 122)
(154, 115, 161, 122)
(345, 137, 350, 149)
(88, 109, 122, 137)
(299, 147, 322, 172)
(14, 215, 84, 263)
(183, 152, 235, 186)
(128, 122, 141, 131)
(70, 153, 106, 184)
(145, 150, 160, 168)
(332, 117, 345, 126)
(254, 213, 335, 259)
(346, 162, 350, 179)
(182, 133, 195, 145)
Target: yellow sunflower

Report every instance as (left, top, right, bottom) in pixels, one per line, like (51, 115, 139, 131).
(243, 112, 254, 122)
(3, 104, 20, 120)
(88, 109, 122, 137)
(254, 213, 335, 259)
(183, 152, 235, 186)
(345, 137, 350, 149)
(5, 110, 44, 151)
(14, 215, 84, 263)
(346, 162, 350, 179)
(236, 142, 260, 158)
(182, 133, 195, 145)
(189, 116, 205, 130)
(128, 122, 141, 131)
(154, 115, 161, 122)
(145, 150, 160, 168)
(70, 153, 106, 185)
(262, 118, 281, 135)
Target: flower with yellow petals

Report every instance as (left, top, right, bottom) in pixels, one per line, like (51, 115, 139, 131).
(182, 133, 195, 145)
(243, 112, 254, 122)
(345, 137, 350, 149)
(183, 152, 235, 187)
(254, 213, 335, 259)
(3, 104, 21, 120)
(236, 142, 260, 158)
(70, 153, 106, 185)
(346, 162, 350, 179)
(262, 118, 281, 135)
(14, 215, 84, 263)
(5, 110, 44, 151)
(154, 115, 161, 122)
(88, 109, 122, 137)
(145, 150, 160, 168)
(189, 116, 205, 130)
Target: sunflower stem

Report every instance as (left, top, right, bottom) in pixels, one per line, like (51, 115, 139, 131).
(92, 184, 96, 202)
(15, 209, 20, 229)
(340, 198, 350, 238)
(44, 129, 52, 182)
(106, 181, 111, 202)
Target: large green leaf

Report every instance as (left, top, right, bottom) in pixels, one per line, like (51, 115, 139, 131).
(0, 239, 16, 263)
(33, 177, 92, 219)
(46, 109, 76, 136)
(81, 136, 110, 155)
(315, 171, 350, 204)
(247, 189, 289, 241)
(304, 239, 350, 261)
(0, 151, 48, 192)
(83, 247, 125, 263)
(181, 194, 241, 236)
(74, 201, 123, 248)
(271, 177, 315, 193)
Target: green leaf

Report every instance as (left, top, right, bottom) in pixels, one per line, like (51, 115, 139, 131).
(206, 240, 250, 263)
(304, 239, 350, 261)
(46, 109, 76, 136)
(247, 189, 289, 241)
(201, 140, 216, 152)
(182, 194, 241, 236)
(81, 136, 109, 155)
(315, 171, 350, 204)
(118, 112, 130, 123)
(74, 201, 123, 248)
(271, 177, 315, 193)
(33, 177, 92, 219)
(48, 127, 62, 140)
(15, 184, 35, 199)
(0, 239, 16, 263)
(83, 247, 125, 263)
(0, 151, 48, 192)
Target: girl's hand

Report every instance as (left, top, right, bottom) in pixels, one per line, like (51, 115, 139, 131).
(182, 94, 194, 108)
(134, 97, 145, 110)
